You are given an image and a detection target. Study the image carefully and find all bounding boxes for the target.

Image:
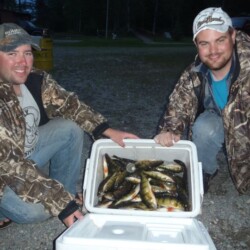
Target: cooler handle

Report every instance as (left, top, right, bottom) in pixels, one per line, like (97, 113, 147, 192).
(198, 162, 204, 202)
(83, 158, 90, 192)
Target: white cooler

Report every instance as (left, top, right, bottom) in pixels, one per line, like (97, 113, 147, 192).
(56, 139, 216, 250)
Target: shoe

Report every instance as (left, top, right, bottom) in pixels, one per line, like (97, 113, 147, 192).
(0, 220, 12, 229)
(203, 170, 218, 193)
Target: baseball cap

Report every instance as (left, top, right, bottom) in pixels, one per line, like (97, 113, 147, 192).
(0, 23, 40, 52)
(193, 7, 232, 41)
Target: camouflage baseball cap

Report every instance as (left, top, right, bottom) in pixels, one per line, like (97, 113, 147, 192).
(0, 23, 40, 52)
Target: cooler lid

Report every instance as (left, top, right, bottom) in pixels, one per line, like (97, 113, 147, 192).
(56, 214, 216, 250)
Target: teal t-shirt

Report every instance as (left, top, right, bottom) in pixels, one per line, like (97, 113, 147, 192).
(211, 73, 229, 110)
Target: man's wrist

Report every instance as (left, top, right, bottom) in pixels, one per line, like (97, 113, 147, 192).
(58, 200, 79, 221)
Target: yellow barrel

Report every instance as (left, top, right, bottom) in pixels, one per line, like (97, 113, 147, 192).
(33, 37, 53, 71)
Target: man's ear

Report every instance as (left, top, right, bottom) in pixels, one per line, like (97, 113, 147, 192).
(231, 28, 237, 45)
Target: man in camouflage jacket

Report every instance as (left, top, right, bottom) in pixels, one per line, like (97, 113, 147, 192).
(0, 23, 138, 228)
(154, 8, 249, 194)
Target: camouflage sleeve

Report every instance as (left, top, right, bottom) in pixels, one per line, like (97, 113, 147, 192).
(40, 71, 108, 136)
(0, 127, 74, 216)
(158, 67, 199, 135)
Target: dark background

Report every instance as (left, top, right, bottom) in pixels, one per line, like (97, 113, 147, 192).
(0, 0, 250, 39)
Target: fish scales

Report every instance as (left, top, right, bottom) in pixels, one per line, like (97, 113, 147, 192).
(135, 160, 163, 170)
(156, 197, 185, 211)
(143, 170, 175, 183)
(105, 153, 122, 174)
(114, 184, 140, 206)
(140, 173, 157, 209)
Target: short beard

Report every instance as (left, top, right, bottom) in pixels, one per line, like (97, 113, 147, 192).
(204, 54, 233, 72)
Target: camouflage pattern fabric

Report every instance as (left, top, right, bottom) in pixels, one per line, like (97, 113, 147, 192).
(0, 69, 107, 216)
(159, 31, 250, 194)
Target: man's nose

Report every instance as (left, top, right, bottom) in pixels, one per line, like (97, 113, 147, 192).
(16, 53, 28, 64)
(209, 43, 218, 54)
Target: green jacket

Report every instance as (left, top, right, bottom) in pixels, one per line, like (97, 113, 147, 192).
(159, 31, 250, 194)
(0, 69, 108, 216)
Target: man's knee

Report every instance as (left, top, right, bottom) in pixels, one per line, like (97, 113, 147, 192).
(1, 187, 51, 224)
(192, 111, 224, 142)
(49, 119, 84, 145)
(60, 119, 83, 140)
(193, 121, 217, 141)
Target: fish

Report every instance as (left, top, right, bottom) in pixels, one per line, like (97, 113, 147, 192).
(113, 170, 127, 190)
(135, 160, 163, 170)
(114, 184, 140, 207)
(173, 159, 186, 169)
(156, 161, 184, 173)
(173, 159, 188, 191)
(97, 172, 118, 197)
(113, 180, 133, 200)
(157, 207, 184, 212)
(96, 154, 190, 212)
(143, 170, 175, 183)
(156, 197, 185, 211)
(104, 153, 122, 174)
(140, 173, 157, 209)
(130, 194, 142, 202)
(125, 173, 141, 184)
(113, 155, 135, 165)
(149, 179, 177, 192)
(174, 175, 186, 189)
(117, 201, 153, 210)
(102, 155, 109, 178)
(102, 192, 115, 201)
(151, 184, 169, 193)
(151, 185, 178, 198)
(96, 200, 113, 208)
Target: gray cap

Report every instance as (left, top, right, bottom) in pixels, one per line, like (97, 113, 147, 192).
(0, 23, 40, 52)
(193, 7, 233, 41)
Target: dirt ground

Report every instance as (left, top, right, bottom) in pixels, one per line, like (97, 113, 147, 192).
(0, 45, 249, 250)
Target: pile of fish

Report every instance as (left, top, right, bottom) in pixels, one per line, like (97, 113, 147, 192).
(96, 154, 190, 212)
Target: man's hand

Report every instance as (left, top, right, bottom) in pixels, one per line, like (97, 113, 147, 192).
(103, 128, 139, 147)
(154, 132, 180, 147)
(63, 210, 84, 227)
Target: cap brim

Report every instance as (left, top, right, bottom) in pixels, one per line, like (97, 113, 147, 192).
(0, 35, 41, 52)
(193, 24, 230, 41)
(31, 43, 41, 51)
